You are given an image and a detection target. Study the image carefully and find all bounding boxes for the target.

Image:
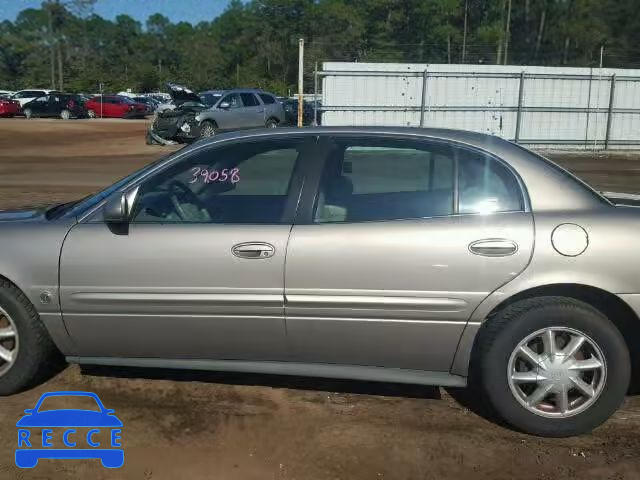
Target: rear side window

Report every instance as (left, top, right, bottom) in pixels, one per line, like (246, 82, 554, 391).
(313, 137, 524, 223)
(240, 93, 260, 107)
(259, 94, 275, 105)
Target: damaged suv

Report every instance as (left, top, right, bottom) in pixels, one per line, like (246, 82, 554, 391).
(147, 84, 285, 144)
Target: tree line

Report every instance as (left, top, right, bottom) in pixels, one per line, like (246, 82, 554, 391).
(1, 0, 639, 95)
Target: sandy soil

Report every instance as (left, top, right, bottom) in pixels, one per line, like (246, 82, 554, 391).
(0, 118, 638, 480)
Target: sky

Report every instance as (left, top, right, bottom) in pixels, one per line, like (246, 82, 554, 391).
(0, 0, 232, 24)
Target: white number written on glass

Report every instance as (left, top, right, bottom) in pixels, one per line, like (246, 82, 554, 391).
(190, 167, 240, 184)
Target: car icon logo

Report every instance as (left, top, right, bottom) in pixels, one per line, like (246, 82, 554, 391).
(15, 391, 123, 468)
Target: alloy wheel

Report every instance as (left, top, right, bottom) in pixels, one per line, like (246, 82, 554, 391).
(0, 307, 18, 377)
(507, 327, 606, 418)
(201, 123, 216, 138)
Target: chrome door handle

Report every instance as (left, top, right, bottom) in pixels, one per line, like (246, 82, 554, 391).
(469, 239, 518, 257)
(232, 242, 275, 259)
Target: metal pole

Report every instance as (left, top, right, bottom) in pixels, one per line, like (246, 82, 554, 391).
(297, 38, 304, 128)
(419, 69, 428, 127)
(605, 74, 616, 149)
(514, 71, 525, 143)
(313, 65, 318, 126)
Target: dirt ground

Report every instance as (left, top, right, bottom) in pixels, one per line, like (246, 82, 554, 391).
(0, 118, 639, 480)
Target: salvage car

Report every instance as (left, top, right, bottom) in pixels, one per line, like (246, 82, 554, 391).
(22, 93, 88, 119)
(148, 84, 285, 143)
(0, 96, 20, 117)
(9, 89, 60, 107)
(0, 127, 638, 438)
(85, 95, 148, 119)
(147, 84, 207, 144)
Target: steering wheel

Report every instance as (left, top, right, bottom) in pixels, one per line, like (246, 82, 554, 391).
(167, 180, 211, 222)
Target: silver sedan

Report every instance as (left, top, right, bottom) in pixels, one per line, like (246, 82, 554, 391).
(0, 127, 637, 437)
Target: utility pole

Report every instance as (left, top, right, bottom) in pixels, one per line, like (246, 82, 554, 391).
(297, 38, 304, 128)
(504, 0, 512, 65)
(461, 0, 468, 63)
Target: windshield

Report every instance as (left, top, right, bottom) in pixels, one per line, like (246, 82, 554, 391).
(200, 93, 222, 107)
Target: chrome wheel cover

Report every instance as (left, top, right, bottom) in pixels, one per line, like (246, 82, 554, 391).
(0, 307, 18, 377)
(507, 327, 606, 418)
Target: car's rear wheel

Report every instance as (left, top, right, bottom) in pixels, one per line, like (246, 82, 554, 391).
(265, 118, 278, 129)
(23, 108, 32, 119)
(87, 109, 96, 119)
(200, 120, 217, 138)
(476, 296, 630, 437)
(0, 280, 60, 395)
(60, 109, 71, 120)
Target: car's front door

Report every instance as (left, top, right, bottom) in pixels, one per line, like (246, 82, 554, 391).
(59, 136, 314, 361)
(284, 135, 534, 371)
(214, 93, 247, 131)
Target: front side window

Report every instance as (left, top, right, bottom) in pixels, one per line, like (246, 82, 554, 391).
(240, 93, 259, 107)
(313, 137, 523, 223)
(130, 139, 304, 224)
(220, 93, 242, 109)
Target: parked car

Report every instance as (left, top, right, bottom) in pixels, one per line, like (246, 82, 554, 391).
(84, 95, 148, 119)
(281, 97, 321, 126)
(0, 90, 14, 97)
(132, 96, 159, 114)
(9, 89, 60, 107)
(149, 84, 285, 143)
(0, 97, 20, 117)
(22, 93, 88, 119)
(0, 127, 638, 438)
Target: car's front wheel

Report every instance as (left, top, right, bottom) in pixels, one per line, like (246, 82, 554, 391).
(23, 108, 32, 119)
(476, 296, 630, 437)
(60, 109, 71, 120)
(87, 109, 96, 119)
(200, 120, 217, 138)
(0, 280, 60, 395)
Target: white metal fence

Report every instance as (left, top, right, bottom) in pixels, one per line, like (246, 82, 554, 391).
(316, 62, 640, 150)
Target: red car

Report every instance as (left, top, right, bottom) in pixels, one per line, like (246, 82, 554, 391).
(0, 97, 20, 117)
(85, 95, 148, 119)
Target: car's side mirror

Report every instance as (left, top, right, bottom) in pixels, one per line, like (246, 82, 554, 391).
(103, 191, 135, 223)
(219, 101, 230, 110)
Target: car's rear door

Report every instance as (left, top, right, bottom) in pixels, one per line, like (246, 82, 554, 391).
(59, 136, 315, 361)
(284, 135, 534, 371)
(239, 93, 265, 128)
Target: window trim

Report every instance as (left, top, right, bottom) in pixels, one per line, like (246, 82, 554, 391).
(294, 133, 530, 225)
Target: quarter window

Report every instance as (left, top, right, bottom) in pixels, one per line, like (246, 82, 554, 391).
(259, 94, 276, 104)
(130, 139, 304, 224)
(313, 138, 523, 223)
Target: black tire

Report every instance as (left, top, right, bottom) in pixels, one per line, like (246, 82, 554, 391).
(475, 296, 630, 437)
(265, 118, 278, 129)
(0, 280, 60, 395)
(60, 109, 71, 120)
(199, 120, 217, 138)
(87, 109, 96, 119)
(23, 108, 32, 119)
